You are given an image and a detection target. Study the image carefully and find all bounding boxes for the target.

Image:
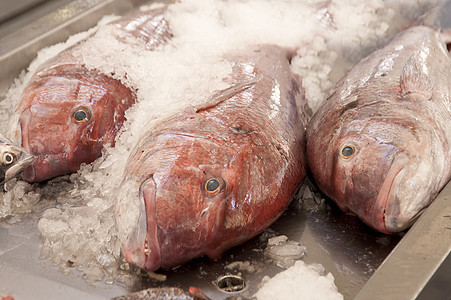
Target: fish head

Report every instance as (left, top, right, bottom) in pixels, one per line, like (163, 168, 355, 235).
(0, 135, 35, 183)
(307, 98, 438, 234)
(117, 133, 237, 271)
(17, 64, 134, 182)
(117, 116, 298, 271)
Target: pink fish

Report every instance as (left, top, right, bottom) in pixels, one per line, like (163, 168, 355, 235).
(14, 7, 171, 182)
(306, 25, 451, 233)
(116, 45, 307, 271)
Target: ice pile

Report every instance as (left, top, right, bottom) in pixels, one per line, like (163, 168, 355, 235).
(36, 162, 137, 284)
(254, 260, 343, 300)
(0, 0, 439, 287)
(0, 180, 39, 221)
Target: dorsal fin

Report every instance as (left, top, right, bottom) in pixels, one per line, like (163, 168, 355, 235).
(194, 78, 258, 113)
(400, 53, 433, 100)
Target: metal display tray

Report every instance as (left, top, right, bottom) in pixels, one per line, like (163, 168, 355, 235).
(0, 1, 449, 299)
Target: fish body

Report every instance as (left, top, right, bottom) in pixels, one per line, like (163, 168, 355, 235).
(116, 45, 307, 271)
(306, 25, 451, 233)
(14, 7, 170, 182)
(0, 133, 34, 184)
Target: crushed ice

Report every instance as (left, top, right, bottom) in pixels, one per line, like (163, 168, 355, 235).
(265, 235, 307, 269)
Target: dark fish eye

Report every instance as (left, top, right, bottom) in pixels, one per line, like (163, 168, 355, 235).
(342, 146, 354, 156)
(72, 107, 92, 123)
(3, 153, 14, 165)
(340, 144, 356, 159)
(205, 178, 221, 194)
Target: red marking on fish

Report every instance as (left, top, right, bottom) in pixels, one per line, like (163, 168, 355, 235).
(116, 45, 307, 271)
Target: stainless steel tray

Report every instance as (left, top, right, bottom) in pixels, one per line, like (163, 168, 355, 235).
(0, 1, 449, 299)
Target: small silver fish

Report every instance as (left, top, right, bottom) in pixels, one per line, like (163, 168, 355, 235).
(0, 133, 35, 184)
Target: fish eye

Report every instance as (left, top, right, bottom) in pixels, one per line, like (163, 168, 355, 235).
(2, 153, 14, 165)
(205, 178, 221, 194)
(72, 107, 92, 123)
(340, 143, 356, 159)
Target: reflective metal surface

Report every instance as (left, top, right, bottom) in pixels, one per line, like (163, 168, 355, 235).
(0, 1, 450, 299)
(0, 0, 74, 37)
(0, 0, 48, 24)
(0, 0, 147, 95)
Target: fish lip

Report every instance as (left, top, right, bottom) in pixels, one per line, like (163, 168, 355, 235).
(122, 176, 161, 271)
(372, 153, 408, 234)
(21, 157, 58, 183)
(21, 137, 74, 182)
(22, 164, 36, 182)
(19, 109, 72, 182)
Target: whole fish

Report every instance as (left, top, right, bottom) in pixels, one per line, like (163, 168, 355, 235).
(12, 7, 171, 182)
(115, 45, 307, 271)
(306, 25, 451, 233)
(0, 133, 34, 184)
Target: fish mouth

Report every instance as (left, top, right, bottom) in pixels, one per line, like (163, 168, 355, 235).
(122, 176, 161, 271)
(22, 164, 36, 182)
(370, 153, 408, 234)
(20, 109, 73, 182)
(21, 156, 67, 183)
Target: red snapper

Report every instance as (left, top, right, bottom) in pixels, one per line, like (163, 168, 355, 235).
(306, 25, 451, 233)
(14, 7, 171, 182)
(116, 45, 307, 271)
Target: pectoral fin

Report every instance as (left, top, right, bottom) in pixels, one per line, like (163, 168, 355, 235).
(400, 54, 433, 101)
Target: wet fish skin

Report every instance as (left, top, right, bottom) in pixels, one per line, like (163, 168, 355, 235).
(306, 25, 451, 233)
(14, 7, 171, 183)
(0, 133, 34, 184)
(116, 45, 307, 271)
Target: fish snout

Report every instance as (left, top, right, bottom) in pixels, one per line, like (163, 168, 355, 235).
(21, 155, 70, 182)
(369, 154, 409, 234)
(21, 164, 36, 182)
(122, 177, 161, 272)
(385, 205, 424, 233)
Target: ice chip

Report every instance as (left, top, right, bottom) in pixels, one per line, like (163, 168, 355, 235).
(267, 235, 288, 246)
(266, 236, 307, 268)
(83, 264, 105, 282)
